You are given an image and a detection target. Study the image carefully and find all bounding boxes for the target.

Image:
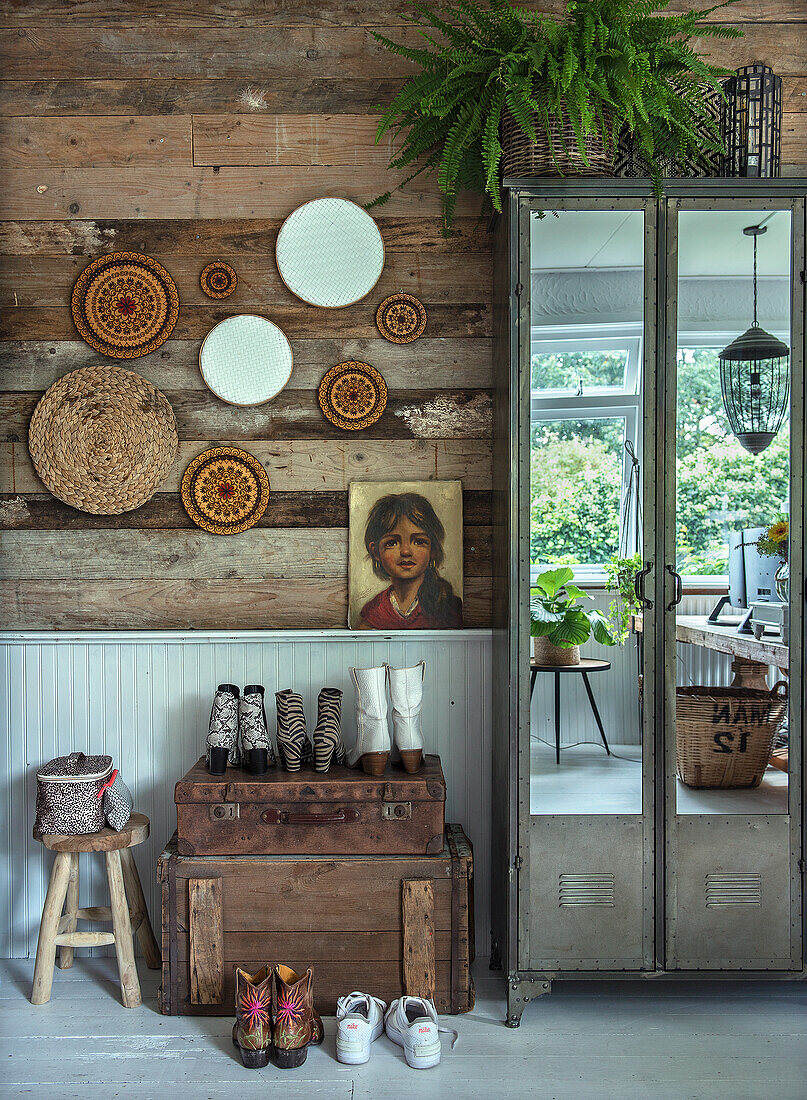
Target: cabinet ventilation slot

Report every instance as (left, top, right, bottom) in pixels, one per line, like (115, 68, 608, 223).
(559, 873, 615, 907)
(705, 873, 762, 907)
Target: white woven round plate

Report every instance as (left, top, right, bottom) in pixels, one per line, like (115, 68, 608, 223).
(199, 315, 293, 406)
(275, 197, 385, 308)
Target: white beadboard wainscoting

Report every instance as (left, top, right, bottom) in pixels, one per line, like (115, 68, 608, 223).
(0, 629, 491, 961)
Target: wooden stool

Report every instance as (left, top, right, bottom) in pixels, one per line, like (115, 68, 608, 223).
(31, 812, 160, 1007)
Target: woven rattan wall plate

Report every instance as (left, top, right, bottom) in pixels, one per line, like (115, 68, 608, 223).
(276, 197, 385, 308)
(199, 315, 293, 406)
(28, 366, 178, 515)
(181, 447, 271, 535)
(376, 293, 427, 344)
(71, 251, 180, 359)
(200, 261, 238, 299)
(318, 361, 387, 431)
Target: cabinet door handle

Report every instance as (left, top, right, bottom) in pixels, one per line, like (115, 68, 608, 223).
(666, 563, 683, 611)
(634, 562, 653, 610)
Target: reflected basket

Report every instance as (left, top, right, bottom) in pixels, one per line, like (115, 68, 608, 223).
(676, 683, 787, 789)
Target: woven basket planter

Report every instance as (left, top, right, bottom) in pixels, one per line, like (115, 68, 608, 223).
(676, 682, 787, 789)
(502, 105, 614, 179)
(532, 636, 580, 667)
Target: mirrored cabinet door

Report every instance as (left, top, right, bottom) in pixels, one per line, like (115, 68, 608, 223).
(663, 199, 804, 971)
(521, 199, 657, 971)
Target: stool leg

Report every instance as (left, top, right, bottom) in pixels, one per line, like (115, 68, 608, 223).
(31, 851, 72, 1004)
(529, 668, 537, 701)
(57, 852, 80, 970)
(582, 671, 611, 756)
(120, 847, 161, 969)
(106, 849, 141, 1008)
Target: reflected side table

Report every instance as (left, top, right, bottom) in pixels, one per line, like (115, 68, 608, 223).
(529, 657, 612, 764)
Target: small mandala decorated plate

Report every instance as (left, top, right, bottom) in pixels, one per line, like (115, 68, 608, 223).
(71, 251, 180, 359)
(318, 361, 388, 432)
(200, 261, 238, 299)
(181, 446, 270, 535)
(375, 293, 427, 344)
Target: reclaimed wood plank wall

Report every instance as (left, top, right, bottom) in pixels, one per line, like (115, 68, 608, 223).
(0, 1, 804, 631)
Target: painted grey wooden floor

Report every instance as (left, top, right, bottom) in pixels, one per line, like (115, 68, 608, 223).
(1, 959, 806, 1099)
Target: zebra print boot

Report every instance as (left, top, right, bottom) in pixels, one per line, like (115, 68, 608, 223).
(313, 688, 346, 773)
(239, 685, 276, 775)
(275, 689, 314, 773)
(206, 684, 240, 774)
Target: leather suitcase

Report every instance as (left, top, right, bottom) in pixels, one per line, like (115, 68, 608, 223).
(157, 824, 474, 1016)
(174, 754, 446, 857)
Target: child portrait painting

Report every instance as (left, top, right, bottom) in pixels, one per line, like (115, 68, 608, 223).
(349, 481, 464, 630)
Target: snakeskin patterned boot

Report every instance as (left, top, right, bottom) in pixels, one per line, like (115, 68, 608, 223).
(239, 684, 276, 775)
(313, 688, 346, 773)
(275, 690, 314, 773)
(206, 684, 240, 774)
(232, 965, 273, 1068)
(271, 965, 324, 1069)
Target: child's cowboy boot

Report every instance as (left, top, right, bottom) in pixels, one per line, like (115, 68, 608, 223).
(206, 684, 240, 774)
(275, 690, 314, 773)
(387, 661, 425, 773)
(313, 688, 347, 773)
(271, 965, 324, 1069)
(347, 666, 390, 776)
(232, 965, 273, 1068)
(239, 684, 276, 776)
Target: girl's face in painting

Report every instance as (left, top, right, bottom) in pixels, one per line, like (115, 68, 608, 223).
(372, 516, 432, 583)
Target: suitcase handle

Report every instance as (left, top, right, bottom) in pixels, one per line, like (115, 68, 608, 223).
(260, 807, 360, 826)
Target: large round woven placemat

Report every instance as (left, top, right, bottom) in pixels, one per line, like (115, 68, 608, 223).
(71, 251, 180, 359)
(181, 447, 270, 535)
(28, 366, 178, 515)
(318, 361, 387, 431)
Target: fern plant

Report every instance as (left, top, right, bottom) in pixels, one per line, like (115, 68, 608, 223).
(371, 0, 742, 233)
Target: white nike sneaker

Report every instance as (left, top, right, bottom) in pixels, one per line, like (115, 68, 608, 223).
(335, 990, 387, 1065)
(384, 995, 458, 1069)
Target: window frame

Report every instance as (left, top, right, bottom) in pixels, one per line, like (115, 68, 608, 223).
(530, 326, 642, 585)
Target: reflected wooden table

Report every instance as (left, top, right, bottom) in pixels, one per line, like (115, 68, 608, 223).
(633, 614, 788, 690)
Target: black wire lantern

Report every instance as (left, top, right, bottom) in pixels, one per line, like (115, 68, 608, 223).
(721, 62, 782, 178)
(718, 224, 789, 455)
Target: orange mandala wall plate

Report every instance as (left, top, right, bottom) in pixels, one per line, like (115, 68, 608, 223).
(318, 361, 388, 432)
(71, 251, 180, 359)
(181, 447, 271, 535)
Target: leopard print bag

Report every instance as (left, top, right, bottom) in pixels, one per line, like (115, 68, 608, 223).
(35, 752, 113, 836)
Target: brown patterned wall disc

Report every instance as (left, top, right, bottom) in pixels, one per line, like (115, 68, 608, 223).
(200, 261, 238, 299)
(71, 251, 180, 359)
(375, 293, 427, 344)
(318, 361, 387, 431)
(28, 366, 178, 515)
(182, 447, 270, 535)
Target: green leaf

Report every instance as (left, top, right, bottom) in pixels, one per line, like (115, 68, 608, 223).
(534, 566, 574, 598)
(590, 609, 618, 646)
(547, 608, 591, 647)
(562, 584, 592, 602)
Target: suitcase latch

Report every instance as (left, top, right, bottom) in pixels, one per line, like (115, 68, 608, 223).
(209, 802, 239, 820)
(381, 801, 411, 820)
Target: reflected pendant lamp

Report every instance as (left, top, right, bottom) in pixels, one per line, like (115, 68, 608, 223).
(718, 224, 789, 455)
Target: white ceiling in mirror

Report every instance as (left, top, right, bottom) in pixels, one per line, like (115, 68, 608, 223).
(199, 315, 293, 406)
(276, 197, 385, 308)
(530, 208, 790, 276)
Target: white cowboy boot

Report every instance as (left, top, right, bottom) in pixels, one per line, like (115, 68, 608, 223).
(348, 666, 390, 775)
(386, 661, 425, 773)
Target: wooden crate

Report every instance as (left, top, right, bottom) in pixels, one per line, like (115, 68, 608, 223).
(157, 824, 474, 1016)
